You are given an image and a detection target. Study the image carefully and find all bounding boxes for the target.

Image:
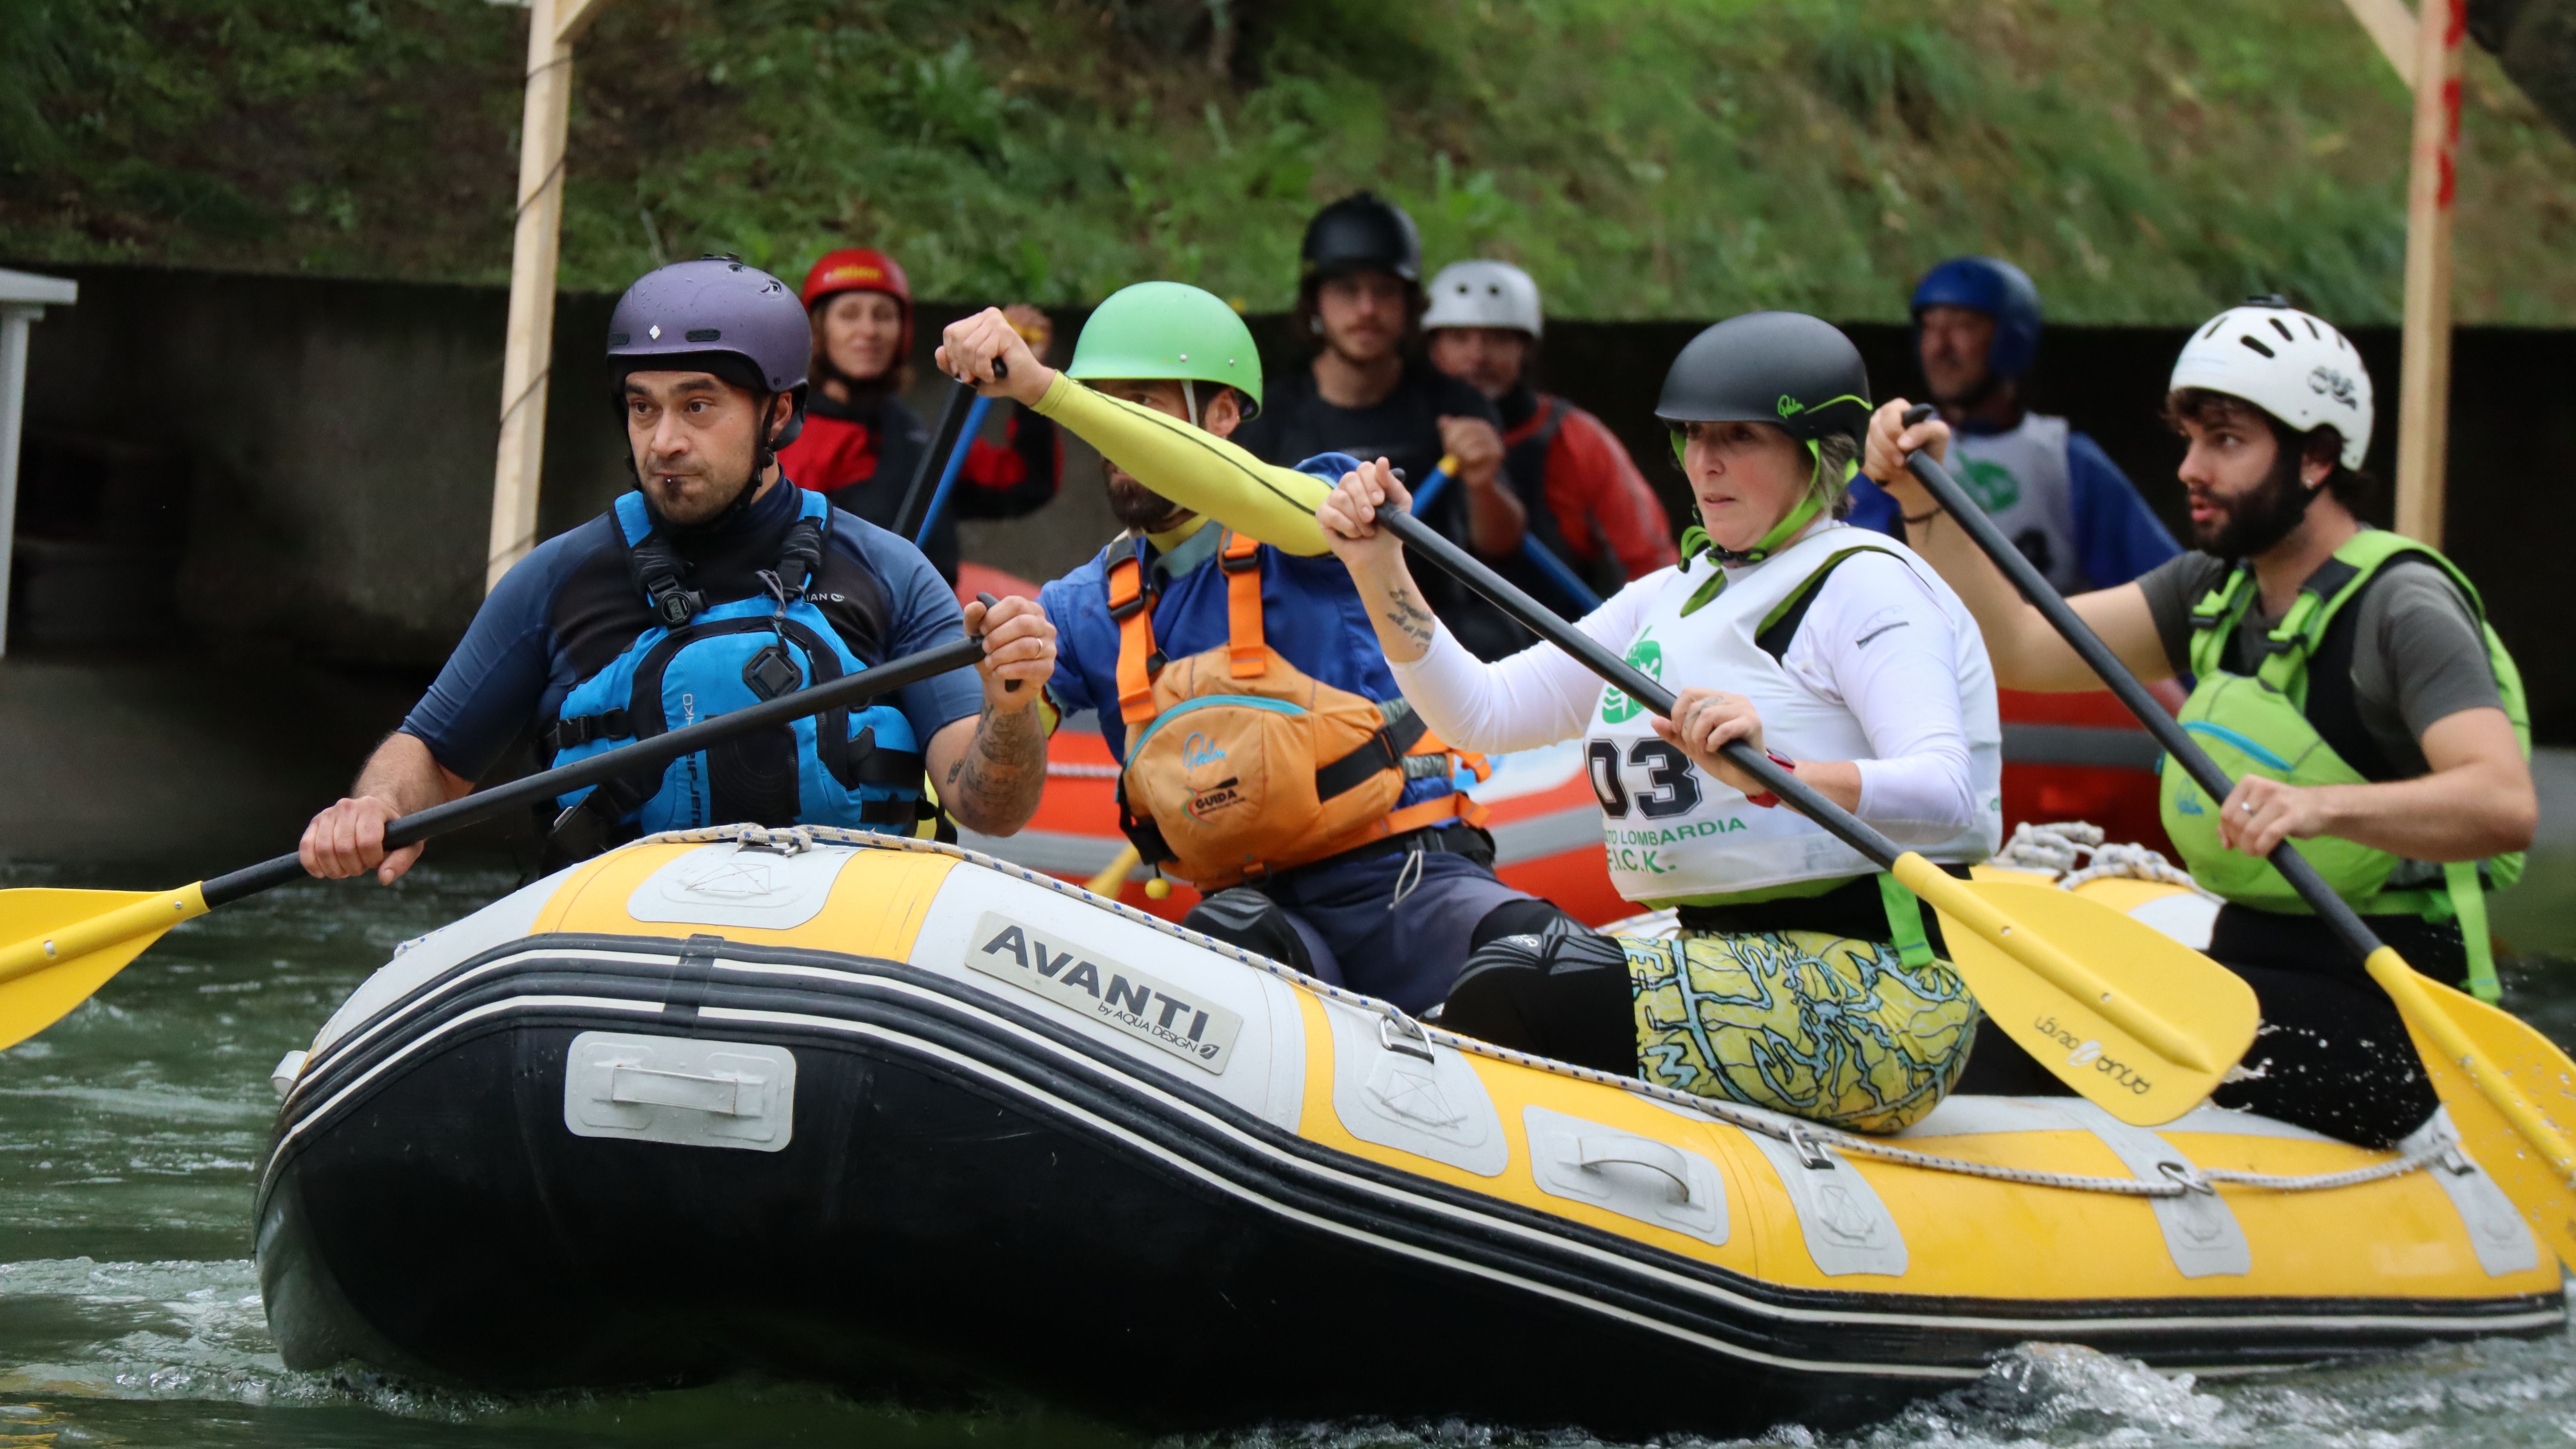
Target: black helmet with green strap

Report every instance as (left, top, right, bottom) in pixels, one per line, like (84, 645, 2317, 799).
(1656, 311, 1873, 564)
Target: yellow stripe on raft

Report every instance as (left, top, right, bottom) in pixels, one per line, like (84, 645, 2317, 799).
(1285, 971, 2550, 1301)
(532, 842, 958, 959)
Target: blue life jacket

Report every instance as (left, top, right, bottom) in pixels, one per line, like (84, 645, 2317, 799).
(546, 489, 927, 836)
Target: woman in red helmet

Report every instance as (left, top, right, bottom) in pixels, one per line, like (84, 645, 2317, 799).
(780, 247, 1063, 583)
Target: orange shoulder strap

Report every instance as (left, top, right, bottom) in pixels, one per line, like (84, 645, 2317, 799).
(1382, 790, 1490, 837)
(1107, 550, 1159, 726)
(1221, 530, 1267, 679)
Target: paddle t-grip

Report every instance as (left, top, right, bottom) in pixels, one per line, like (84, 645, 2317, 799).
(1896, 405, 2387, 963)
(975, 592, 1021, 692)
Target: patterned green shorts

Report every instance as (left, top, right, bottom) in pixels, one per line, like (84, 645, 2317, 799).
(1623, 930, 1978, 1135)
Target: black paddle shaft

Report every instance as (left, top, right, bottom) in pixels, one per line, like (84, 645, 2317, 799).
(892, 383, 978, 541)
(1895, 404, 2385, 963)
(198, 634, 988, 908)
(1376, 508, 1910, 871)
(892, 361, 1009, 542)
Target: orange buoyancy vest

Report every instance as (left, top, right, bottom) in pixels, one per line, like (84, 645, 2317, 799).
(1108, 530, 1488, 889)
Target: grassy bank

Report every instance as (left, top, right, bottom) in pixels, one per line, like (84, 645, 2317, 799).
(6, 0, 2575, 322)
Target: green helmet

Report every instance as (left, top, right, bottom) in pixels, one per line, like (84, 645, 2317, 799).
(1066, 281, 1263, 418)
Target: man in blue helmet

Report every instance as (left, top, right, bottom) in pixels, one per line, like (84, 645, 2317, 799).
(298, 257, 1058, 883)
(1847, 256, 2179, 593)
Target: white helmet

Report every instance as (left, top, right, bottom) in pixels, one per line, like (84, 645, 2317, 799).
(2169, 298, 2373, 469)
(1422, 259, 1543, 338)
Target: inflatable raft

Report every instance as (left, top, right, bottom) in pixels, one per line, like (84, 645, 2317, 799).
(256, 829, 2563, 1436)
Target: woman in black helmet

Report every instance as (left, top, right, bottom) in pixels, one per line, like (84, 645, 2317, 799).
(1317, 312, 2004, 1134)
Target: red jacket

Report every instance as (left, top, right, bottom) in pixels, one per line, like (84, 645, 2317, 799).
(1505, 392, 1676, 579)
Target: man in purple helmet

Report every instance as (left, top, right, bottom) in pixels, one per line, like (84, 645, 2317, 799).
(1847, 256, 2179, 594)
(298, 257, 1058, 883)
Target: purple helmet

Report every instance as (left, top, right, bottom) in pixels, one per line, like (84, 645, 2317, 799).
(607, 256, 811, 447)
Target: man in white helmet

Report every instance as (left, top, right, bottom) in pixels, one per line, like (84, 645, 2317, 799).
(1861, 297, 2536, 1150)
(1423, 259, 1676, 642)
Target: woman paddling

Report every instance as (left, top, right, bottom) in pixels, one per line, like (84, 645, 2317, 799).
(1318, 312, 2002, 1133)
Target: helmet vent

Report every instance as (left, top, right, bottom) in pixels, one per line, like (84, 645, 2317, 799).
(610, 333, 629, 346)
(2203, 318, 2227, 340)
(686, 328, 722, 343)
(2269, 317, 2296, 342)
(2239, 334, 2276, 359)
(2303, 318, 2321, 338)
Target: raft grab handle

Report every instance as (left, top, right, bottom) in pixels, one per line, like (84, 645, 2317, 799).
(1577, 1136, 1697, 1204)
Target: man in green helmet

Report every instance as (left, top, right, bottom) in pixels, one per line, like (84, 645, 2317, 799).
(1863, 298, 2535, 1149)
(938, 283, 1581, 1013)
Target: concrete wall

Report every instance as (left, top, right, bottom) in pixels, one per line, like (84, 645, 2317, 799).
(11, 263, 2572, 741)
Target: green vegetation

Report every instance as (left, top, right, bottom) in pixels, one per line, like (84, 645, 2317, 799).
(6, 0, 2576, 322)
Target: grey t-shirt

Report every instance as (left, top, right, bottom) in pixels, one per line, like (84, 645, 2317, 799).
(2135, 536, 2503, 779)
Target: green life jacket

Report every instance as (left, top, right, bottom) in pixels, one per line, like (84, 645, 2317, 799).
(2156, 530, 2530, 1001)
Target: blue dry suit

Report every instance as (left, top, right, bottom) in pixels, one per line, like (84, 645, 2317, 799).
(1847, 413, 2179, 590)
(400, 478, 982, 848)
(1037, 453, 1538, 1012)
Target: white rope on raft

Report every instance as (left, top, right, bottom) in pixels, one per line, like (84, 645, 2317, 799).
(1995, 819, 2221, 900)
(629, 823, 2439, 1200)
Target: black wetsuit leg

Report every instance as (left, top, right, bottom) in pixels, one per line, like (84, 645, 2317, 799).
(2201, 906, 2452, 1149)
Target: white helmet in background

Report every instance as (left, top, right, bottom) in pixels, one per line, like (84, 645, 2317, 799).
(2169, 298, 2373, 469)
(1422, 259, 1544, 338)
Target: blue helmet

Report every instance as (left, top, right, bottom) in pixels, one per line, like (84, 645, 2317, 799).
(1910, 256, 2043, 382)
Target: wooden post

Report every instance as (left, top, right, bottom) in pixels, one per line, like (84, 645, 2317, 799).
(485, 0, 573, 592)
(483, 0, 613, 593)
(2395, 0, 2465, 545)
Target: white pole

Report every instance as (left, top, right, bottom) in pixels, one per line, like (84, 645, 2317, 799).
(0, 306, 35, 657)
(2395, 0, 2464, 545)
(484, 0, 574, 593)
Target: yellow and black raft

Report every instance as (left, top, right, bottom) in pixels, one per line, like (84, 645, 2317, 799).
(255, 829, 2564, 1437)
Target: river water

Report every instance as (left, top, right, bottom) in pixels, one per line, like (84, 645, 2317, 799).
(6, 858, 2576, 1449)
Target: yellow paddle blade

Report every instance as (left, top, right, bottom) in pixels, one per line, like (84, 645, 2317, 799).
(2377, 954, 2576, 1270)
(0, 886, 210, 1051)
(1895, 858, 2260, 1127)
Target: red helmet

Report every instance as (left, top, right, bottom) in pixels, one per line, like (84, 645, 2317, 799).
(801, 247, 913, 375)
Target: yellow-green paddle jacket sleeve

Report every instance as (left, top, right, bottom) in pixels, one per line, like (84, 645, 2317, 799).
(1033, 373, 1334, 556)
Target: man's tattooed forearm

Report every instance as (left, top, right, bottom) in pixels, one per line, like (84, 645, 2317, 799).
(952, 700, 1045, 823)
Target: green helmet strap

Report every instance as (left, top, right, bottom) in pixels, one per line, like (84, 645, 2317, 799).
(1678, 440, 1847, 569)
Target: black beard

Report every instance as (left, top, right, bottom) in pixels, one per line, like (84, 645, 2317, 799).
(1108, 474, 1187, 532)
(2195, 450, 2318, 560)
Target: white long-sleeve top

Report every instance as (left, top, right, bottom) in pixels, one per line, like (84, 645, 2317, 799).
(1390, 534, 1994, 847)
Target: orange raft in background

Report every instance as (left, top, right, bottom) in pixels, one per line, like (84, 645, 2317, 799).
(972, 690, 2169, 928)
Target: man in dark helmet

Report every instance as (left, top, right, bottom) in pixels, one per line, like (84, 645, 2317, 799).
(298, 257, 1059, 884)
(1229, 192, 1528, 658)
